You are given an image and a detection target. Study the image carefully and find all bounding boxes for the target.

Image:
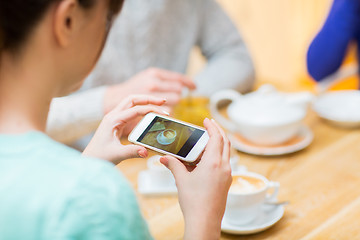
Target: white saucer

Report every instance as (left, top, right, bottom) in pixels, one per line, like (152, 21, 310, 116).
(156, 133, 175, 145)
(228, 125, 313, 156)
(138, 170, 177, 196)
(313, 90, 360, 128)
(221, 204, 284, 235)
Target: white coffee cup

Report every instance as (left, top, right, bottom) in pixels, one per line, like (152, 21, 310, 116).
(157, 129, 177, 145)
(210, 86, 313, 145)
(147, 155, 175, 187)
(224, 172, 280, 225)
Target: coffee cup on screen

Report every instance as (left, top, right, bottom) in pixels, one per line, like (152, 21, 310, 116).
(224, 172, 280, 225)
(157, 129, 177, 145)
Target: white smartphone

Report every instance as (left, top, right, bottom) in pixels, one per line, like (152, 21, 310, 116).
(128, 113, 209, 163)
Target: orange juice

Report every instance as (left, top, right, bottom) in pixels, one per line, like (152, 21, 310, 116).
(173, 96, 210, 127)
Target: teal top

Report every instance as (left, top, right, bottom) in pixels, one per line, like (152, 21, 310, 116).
(0, 132, 152, 240)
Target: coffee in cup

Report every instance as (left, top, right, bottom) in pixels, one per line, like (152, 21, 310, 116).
(229, 175, 266, 194)
(164, 130, 175, 139)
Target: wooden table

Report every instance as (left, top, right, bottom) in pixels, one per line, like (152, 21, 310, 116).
(116, 110, 360, 239)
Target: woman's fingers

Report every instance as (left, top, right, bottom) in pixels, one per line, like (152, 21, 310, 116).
(109, 105, 169, 128)
(223, 137, 231, 163)
(153, 92, 181, 106)
(120, 145, 149, 159)
(211, 119, 231, 163)
(200, 118, 224, 166)
(107, 145, 148, 165)
(131, 95, 167, 107)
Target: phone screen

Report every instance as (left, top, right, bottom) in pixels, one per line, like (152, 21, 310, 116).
(137, 116, 205, 157)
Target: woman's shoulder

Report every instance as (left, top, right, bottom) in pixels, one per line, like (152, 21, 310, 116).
(0, 132, 152, 239)
(39, 133, 129, 190)
(30, 133, 152, 239)
(10, 131, 129, 198)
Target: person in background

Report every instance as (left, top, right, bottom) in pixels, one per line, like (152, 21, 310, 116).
(47, 0, 255, 144)
(0, 0, 232, 239)
(307, 0, 360, 81)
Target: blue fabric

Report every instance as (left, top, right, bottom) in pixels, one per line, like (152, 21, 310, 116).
(307, 0, 360, 81)
(0, 132, 153, 240)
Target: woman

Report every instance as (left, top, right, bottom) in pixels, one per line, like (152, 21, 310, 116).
(0, 0, 232, 239)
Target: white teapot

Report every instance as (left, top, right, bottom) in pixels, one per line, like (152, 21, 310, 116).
(210, 85, 314, 145)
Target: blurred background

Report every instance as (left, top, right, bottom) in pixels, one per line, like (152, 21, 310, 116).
(188, 0, 358, 92)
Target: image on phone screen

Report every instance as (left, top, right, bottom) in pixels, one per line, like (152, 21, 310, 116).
(137, 116, 205, 157)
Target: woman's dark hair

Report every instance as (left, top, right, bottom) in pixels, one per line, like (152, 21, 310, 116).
(0, 0, 123, 52)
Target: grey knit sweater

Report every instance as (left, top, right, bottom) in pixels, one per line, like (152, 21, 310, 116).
(47, 0, 255, 143)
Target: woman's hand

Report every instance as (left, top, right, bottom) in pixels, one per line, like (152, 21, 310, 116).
(160, 119, 232, 240)
(83, 95, 168, 164)
(104, 68, 196, 114)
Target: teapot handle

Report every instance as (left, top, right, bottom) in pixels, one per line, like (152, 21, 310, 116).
(210, 89, 242, 132)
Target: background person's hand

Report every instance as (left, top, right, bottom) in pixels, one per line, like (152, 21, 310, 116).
(104, 68, 196, 114)
(83, 95, 168, 165)
(160, 119, 232, 240)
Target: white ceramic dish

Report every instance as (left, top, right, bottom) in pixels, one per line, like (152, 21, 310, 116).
(221, 204, 284, 235)
(313, 90, 360, 128)
(138, 170, 177, 196)
(210, 85, 313, 145)
(156, 129, 177, 145)
(224, 172, 280, 226)
(228, 125, 313, 156)
(147, 155, 168, 171)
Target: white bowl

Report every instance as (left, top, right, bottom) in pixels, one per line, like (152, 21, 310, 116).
(235, 121, 304, 146)
(227, 103, 306, 146)
(313, 90, 360, 128)
(210, 88, 310, 146)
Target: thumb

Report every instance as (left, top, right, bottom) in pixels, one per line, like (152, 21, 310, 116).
(118, 145, 148, 160)
(160, 155, 187, 181)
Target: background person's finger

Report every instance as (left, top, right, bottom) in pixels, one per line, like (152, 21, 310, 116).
(152, 81, 183, 94)
(154, 69, 196, 89)
(114, 95, 166, 111)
